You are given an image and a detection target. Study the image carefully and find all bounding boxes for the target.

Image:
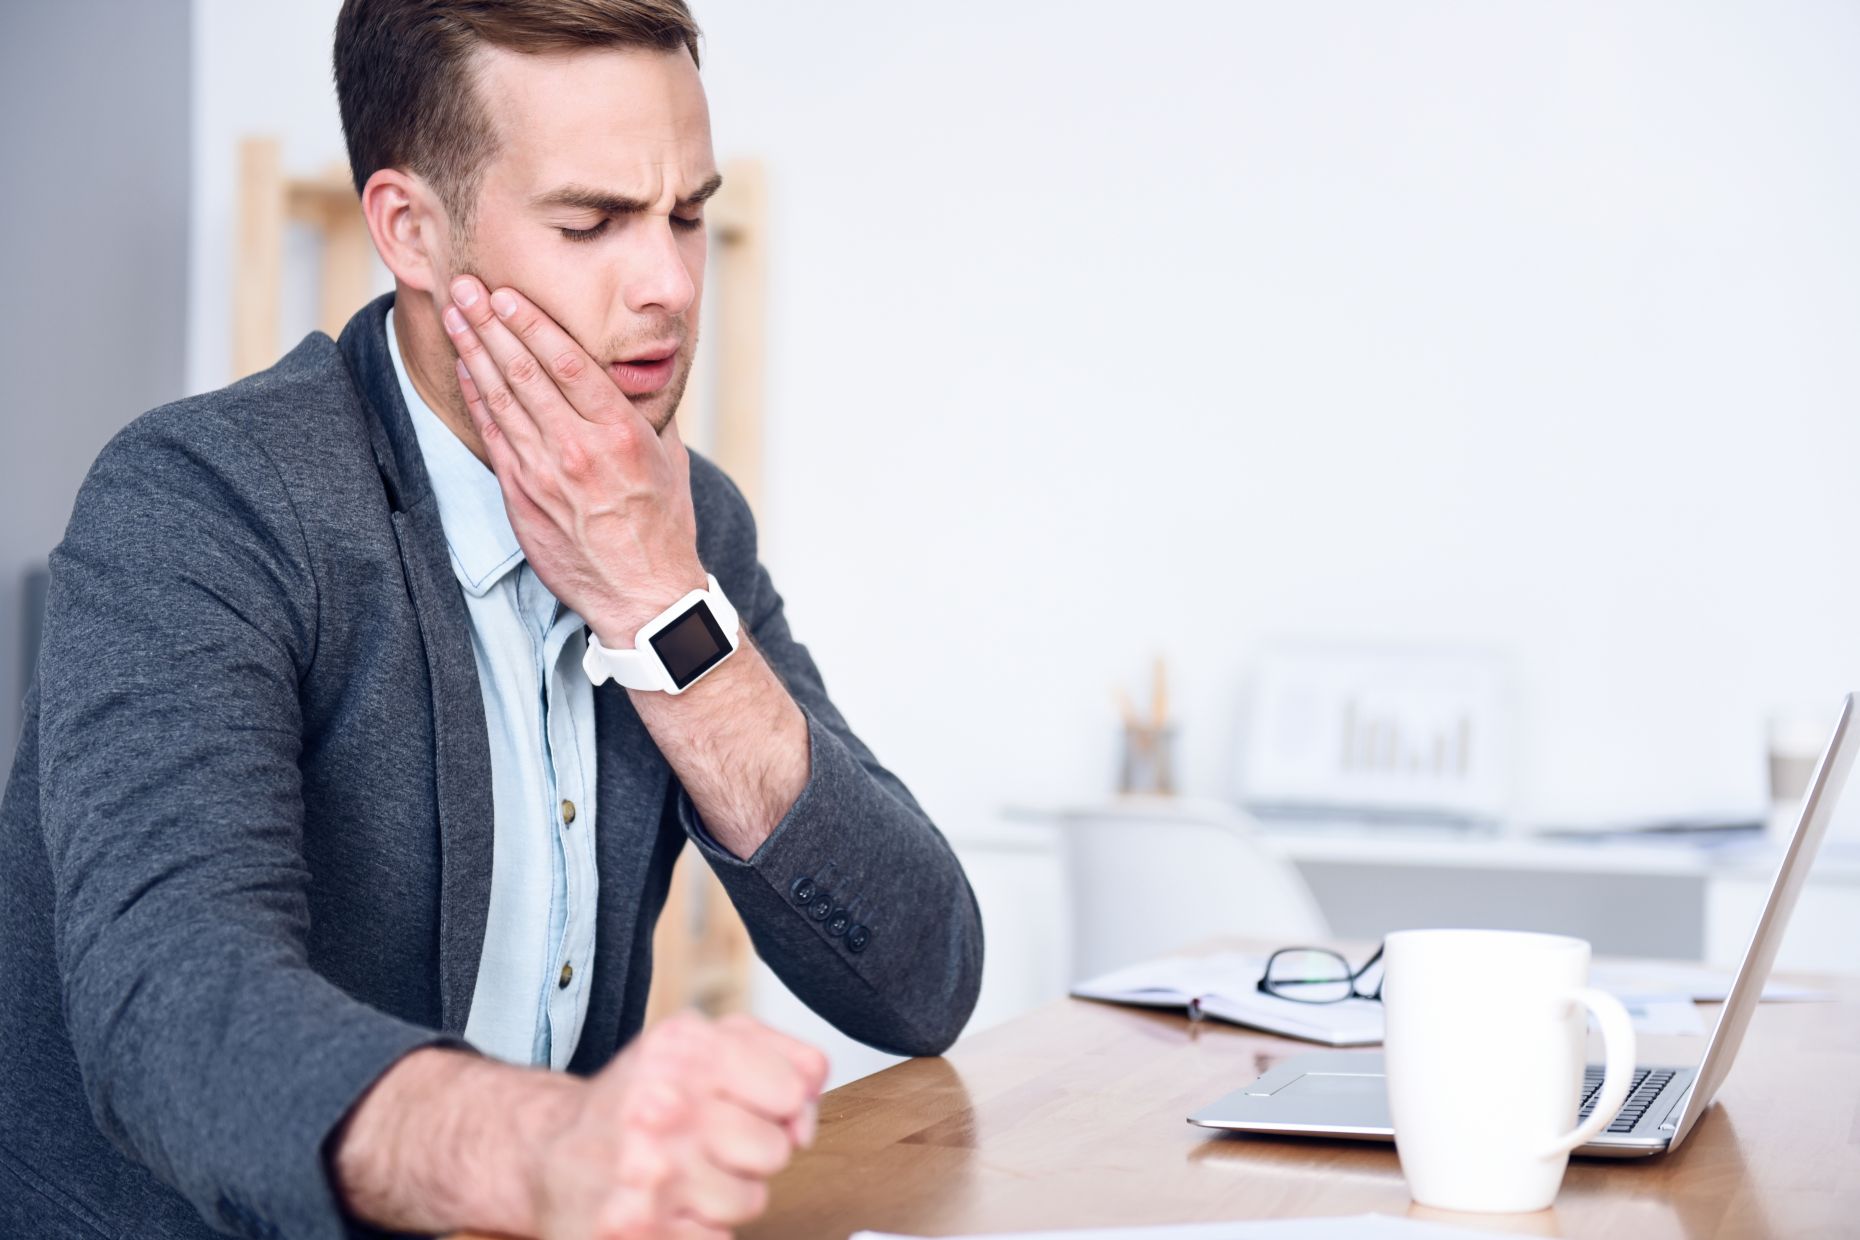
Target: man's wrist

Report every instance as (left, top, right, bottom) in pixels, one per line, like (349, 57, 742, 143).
(331, 1046, 582, 1237)
(640, 640, 810, 857)
(586, 569, 711, 649)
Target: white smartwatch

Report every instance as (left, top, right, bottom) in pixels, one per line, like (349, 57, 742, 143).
(582, 573, 741, 694)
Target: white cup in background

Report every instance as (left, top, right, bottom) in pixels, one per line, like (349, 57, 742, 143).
(1382, 929, 1636, 1214)
(1768, 711, 1835, 844)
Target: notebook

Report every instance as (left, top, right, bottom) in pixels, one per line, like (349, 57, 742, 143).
(1069, 952, 1383, 1046)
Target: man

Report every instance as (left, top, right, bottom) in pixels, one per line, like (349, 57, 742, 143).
(0, 2, 983, 1237)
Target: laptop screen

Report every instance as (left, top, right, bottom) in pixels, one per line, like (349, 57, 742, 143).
(1669, 692, 1856, 1143)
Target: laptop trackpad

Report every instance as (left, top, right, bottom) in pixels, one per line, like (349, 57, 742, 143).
(1274, 1071, 1387, 1100)
(1189, 1051, 1394, 1132)
(1231, 1067, 1393, 1131)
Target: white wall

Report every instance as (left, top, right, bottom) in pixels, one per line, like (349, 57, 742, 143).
(699, 0, 1860, 828)
(3, 0, 191, 765)
(189, 1, 1860, 1071)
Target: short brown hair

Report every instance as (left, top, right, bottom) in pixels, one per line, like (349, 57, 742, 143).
(333, 0, 703, 237)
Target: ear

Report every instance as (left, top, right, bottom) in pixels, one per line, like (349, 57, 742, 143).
(359, 167, 453, 294)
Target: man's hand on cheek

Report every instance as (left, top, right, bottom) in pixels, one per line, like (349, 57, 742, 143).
(442, 274, 706, 647)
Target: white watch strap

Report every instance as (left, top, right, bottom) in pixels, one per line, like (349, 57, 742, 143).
(585, 637, 674, 693)
(582, 573, 740, 692)
(706, 574, 740, 640)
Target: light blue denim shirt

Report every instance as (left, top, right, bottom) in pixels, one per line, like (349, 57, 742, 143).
(387, 306, 599, 1070)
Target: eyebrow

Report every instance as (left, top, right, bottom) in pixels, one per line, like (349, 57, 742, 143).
(529, 172, 725, 215)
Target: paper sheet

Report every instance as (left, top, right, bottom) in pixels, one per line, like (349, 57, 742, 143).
(853, 1213, 1518, 1240)
(1073, 952, 1271, 1001)
(1587, 960, 1833, 1003)
(1616, 998, 1708, 1036)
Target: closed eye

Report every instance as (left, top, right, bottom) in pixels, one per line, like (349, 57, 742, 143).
(559, 214, 705, 244)
(560, 219, 609, 243)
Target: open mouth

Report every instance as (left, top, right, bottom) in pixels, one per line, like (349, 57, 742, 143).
(609, 352, 676, 397)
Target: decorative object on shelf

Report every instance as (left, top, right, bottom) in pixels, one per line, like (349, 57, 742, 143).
(1116, 655, 1175, 796)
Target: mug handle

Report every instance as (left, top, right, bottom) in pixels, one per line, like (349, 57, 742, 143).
(1540, 986, 1638, 1159)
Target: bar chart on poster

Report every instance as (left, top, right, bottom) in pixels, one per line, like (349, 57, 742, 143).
(1338, 695, 1475, 780)
(1238, 644, 1512, 824)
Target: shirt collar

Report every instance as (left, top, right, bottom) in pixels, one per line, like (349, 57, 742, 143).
(386, 306, 526, 596)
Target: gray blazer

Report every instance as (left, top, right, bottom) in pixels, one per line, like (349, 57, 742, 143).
(0, 293, 983, 1240)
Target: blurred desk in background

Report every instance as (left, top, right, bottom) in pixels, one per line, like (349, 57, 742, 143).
(1260, 823, 1860, 973)
(1001, 804, 1860, 976)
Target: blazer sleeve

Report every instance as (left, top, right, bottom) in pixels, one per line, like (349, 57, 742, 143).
(675, 472, 984, 1057)
(36, 408, 468, 1240)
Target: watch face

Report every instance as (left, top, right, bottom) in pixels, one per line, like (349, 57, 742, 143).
(649, 598, 733, 690)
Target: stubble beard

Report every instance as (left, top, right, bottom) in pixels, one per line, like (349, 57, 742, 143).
(443, 234, 699, 439)
(640, 334, 698, 436)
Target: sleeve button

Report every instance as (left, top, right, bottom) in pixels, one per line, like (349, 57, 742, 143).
(790, 876, 816, 904)
(809, 896, 834, 921)
(846, 924, 870, 953)
(825, 910, 851, 937)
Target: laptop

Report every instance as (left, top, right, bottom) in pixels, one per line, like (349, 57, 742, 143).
(1188, 691, 1857, 1157)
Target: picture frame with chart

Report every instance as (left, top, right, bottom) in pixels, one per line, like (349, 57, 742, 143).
(1237, 643, 1514, 825)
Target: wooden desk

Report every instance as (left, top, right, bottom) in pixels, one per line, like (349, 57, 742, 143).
(741, 967, 1860, 1239)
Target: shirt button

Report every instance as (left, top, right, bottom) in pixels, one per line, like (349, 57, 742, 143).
(558, 963, 574, 988)
(560, 799, 577, 826)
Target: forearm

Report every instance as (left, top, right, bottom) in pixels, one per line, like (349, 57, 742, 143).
(331, 1047, 579, 1236)
(673, 701, 986, 1056)
(629, 633, 810, 859)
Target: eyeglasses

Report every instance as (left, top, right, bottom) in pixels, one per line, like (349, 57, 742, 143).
(1255, 943, 1385, 1004)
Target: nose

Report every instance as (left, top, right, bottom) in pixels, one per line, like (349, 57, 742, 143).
(622, 215, 698, 318)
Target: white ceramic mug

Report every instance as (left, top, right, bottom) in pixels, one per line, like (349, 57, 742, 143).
(1382, 929, 1636, 1213)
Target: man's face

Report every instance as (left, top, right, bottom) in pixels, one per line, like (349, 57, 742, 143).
(440, 44, 716, 433)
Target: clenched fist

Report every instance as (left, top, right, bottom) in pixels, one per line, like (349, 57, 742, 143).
(332, 1010, 829, 1239)
(530, 1011, 828, 1239)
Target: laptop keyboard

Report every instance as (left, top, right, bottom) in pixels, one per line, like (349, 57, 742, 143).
(1579, 1067, 1676, 1134)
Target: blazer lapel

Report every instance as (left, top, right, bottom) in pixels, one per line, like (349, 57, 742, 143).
(390, 504, 495, 1033)
(341, 294, 496, 1034)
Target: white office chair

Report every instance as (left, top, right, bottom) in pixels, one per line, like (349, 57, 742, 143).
(1050, 797, 1329, 982)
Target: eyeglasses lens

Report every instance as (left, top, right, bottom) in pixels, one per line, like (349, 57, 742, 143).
(1265, 949, 1353, 1003)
